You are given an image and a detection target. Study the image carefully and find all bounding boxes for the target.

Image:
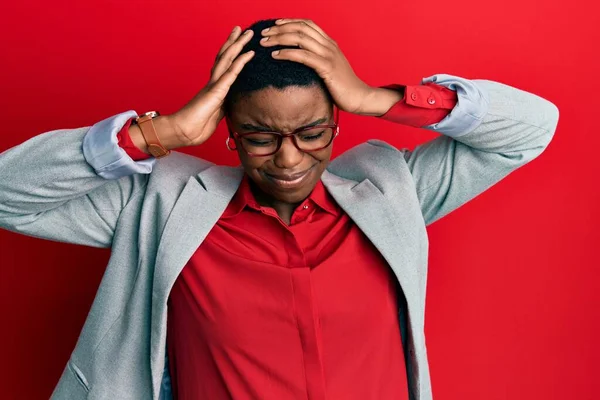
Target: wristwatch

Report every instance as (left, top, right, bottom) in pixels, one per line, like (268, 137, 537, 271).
(133, 111, 171, 158)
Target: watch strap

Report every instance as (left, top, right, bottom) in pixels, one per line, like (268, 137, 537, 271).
(135, 112, 171, 158)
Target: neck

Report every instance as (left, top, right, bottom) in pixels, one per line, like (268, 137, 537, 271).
(249, 182, 300, 225)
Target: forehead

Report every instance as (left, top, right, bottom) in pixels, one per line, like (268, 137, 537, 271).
(229, 85, 331, 130)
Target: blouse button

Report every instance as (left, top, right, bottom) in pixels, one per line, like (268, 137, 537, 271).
(428, 98, 436, 105)
(303, 205, 309, 210)
(410, 92, 417, 101)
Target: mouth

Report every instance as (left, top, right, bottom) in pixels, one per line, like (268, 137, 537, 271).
(264, 165, 316, 189)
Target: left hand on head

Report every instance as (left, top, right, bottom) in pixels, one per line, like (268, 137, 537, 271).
(260, 19, 397, 116)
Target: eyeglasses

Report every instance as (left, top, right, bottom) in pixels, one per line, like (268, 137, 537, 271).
(226, 109, 340, 157)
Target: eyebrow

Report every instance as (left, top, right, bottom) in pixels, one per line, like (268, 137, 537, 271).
(240, 117, 329, 132)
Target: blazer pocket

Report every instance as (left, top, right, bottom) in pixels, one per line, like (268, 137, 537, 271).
(67, 360, 90, 393)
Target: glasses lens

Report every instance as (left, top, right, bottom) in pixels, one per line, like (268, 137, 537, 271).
(296, 127, 334, 151)
(240, 133, 280, 155)
(240, 127, 335, 155)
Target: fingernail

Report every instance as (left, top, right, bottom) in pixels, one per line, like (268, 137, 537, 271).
(244, 30, 252, 35)
(232, 26, 239, 33)
(262, 28, 270, 33)
(261, 37, 269, 42)
(272, 50, 280, 56)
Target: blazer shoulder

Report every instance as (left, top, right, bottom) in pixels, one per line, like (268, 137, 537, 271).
(328, 139, 409, 186)
(148, 151, 214, 187)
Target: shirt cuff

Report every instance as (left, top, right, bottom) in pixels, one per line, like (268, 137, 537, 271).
(380, 83, 457, 127)
(117, 119, 153, 161)
(421, 74, 490, 138)
(82, 110, 157, 180)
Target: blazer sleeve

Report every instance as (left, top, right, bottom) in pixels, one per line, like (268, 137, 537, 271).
(399, 74, 559, 226)
(0, 111, 154, 248)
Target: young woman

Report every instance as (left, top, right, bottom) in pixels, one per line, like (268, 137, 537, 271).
(0, 18, 558, 400)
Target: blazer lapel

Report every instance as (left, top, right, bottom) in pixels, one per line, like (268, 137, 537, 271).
(321, 170, 420, 309)
(149, 165, 244, 393)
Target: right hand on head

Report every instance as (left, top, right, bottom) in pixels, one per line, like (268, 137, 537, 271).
(164, 27, 255, 149)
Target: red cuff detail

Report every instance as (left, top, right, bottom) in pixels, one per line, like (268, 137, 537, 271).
(117, 118, 152, 161)
(380, 82, 458, 127)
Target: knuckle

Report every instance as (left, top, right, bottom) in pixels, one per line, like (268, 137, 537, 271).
(211, 87, 228, 99)
(232, 55, 245, 65)
(232, 57, 247, 70)
(275, 32, 289, 42)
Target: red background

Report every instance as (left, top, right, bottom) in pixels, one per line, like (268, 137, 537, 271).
(1, 0, 598, 399)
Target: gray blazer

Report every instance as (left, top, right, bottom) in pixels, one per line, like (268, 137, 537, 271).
(0, 75, 559, 400)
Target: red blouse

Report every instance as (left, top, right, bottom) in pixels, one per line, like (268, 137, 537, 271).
(167, 177, 409, 399)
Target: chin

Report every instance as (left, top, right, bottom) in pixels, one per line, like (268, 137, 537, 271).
(255, 172, 319, 203)
(268, 187, 312, 204)
(261, 185, 304, 203)
(270, 175, 322, 201)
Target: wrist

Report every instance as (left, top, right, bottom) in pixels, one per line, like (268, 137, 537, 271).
(360, 86, 405, 116)
(128, 115, 187, 155)
(156, 115, 189, 150)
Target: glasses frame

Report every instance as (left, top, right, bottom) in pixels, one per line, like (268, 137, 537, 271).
(227, 108, 340, 157)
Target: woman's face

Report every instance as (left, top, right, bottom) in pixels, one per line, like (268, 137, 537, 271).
(227, 85, 334, 205)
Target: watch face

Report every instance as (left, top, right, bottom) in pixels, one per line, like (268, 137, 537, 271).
(142, 111, 160, 118)
(134, 111, 160, 125)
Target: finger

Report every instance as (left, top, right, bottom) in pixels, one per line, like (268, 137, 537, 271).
(210, 50, 255, 99)
(262, 21, 331, 47)
(216, 26, 242, 60)
(271, 49, 330, 75)
(211, 30, 254, 82)
(260, 31, 331, 58)
(214, 28, 253, 69)
(274, 19, 332, 41)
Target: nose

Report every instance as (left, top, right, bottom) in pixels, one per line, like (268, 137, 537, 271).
(273, 137, 304, 169)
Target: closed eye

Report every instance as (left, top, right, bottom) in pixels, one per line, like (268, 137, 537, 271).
(243, 137, 276, 146)
(298, 130, 325, 141)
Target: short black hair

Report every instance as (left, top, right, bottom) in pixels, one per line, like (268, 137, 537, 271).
(224, 18, 331, 113)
